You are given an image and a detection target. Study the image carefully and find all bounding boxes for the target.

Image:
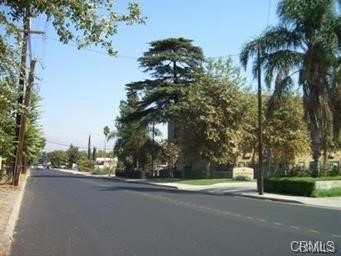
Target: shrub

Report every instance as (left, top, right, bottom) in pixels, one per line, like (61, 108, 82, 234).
(159, 169, 183, 178)
(183, 168, 206, 179)
(233, 175, 251, 181)
(211, 171, 231, 179)
(77, 159, 95, 172)
(329, 167, 340, 176)
(91, 167, 109, 175)
(264, 177, 315, 196)
(288, 166, 310, 177)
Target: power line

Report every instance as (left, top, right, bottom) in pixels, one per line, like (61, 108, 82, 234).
(46, 36, 138, 60)
(45, 140, 114, 151)
(46, 140, 87, 149)
(46, 36, 241, 60)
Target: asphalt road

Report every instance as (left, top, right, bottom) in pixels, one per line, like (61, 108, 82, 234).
(11, 169, 341, 256)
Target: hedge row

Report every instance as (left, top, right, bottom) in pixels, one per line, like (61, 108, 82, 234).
(264, 177, 316, 196)
(116, 171, 145, 179)
(159, 169, 182, 178)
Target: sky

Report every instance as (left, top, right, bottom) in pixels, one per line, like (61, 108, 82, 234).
(29, 0, 280, 152)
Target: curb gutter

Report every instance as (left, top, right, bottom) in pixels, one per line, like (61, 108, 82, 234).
(238, 193, 303, 205)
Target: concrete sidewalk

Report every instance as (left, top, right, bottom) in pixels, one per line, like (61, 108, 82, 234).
(55, 168, 110, 178)
(52, 168, 341, 211)
(146, 180, 341, 210)
(0, 171, 29, 256)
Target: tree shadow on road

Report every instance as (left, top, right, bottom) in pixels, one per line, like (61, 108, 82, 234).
(97, 182, 256, 197)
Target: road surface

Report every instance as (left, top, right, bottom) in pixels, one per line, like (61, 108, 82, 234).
(11, 169, 341, 256)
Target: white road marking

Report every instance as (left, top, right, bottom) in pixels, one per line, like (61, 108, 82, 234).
(121, 187, 332, 238)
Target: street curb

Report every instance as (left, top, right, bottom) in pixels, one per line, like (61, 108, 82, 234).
(239, 194, 341, 211)
(54, 168, 112, 179)
(111, 177, 179, 190)
(114, 178, 322, 207)
(51, 169, 341, 210)
(2, 170, 30, 256)
(53, 169, 179, 190)
(238, 193, 303, 205)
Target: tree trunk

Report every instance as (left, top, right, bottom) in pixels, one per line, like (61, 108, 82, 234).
(104, 140, 107, 158)
(251, 147, 256, 165)
(167, 120, 175, 143)
(135, 149, 139, 170)
(21, 155, 26, 174)
(233, 153, 240, 168)
(205, 161, 211, 178)
(310, 120, 321, 177)
(304, 85, 322, 177)
(322, 142, 328, 176)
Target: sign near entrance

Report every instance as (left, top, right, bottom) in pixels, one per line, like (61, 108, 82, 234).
(232, 167, 254, 180)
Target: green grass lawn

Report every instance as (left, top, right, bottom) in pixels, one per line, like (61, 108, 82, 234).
(149, 178, 253, 185)
(312, 187, 341, 197)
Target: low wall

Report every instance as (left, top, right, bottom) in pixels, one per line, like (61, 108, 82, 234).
(315, 180, 341, 190)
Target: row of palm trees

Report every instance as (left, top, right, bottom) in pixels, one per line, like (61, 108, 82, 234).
(240, 0, 340, 176)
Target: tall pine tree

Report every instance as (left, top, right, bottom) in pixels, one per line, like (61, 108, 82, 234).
(125, 38, 204, 125)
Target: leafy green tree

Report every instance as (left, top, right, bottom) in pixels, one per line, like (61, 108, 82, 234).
(1, 0, 145, 55)
(87, 135, 91, 160)
(264, 94, 311, 168)
(20, 89, 45, 170)
(0, 37, 19, 171)
(36, 151, 49, 166)
(0, 0, 145, 179)
(161, 141, 180, 177)
(92, 147, 97, 161)
(114, 92, 150, 171)
(66, 144, 80, 168)
(177, 58, 250, 177)
(77, 150, 95, 172)
(240, 0, 340, 176)
(238, 93, 259, 164)
(77, 159, 95, 172)
(23, 121, 45, 167)
(48, 150, 68, 168)
(125, 38, 204, 125)
(77, 151, 88, 161)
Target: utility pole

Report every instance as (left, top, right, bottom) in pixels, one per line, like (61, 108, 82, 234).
(12, 7, 44, 186)
(257, 46, 264, 195)
(12, 9, 29, 186)
(14, 60, 36, 183)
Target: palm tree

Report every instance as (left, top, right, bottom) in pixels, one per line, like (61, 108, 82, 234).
(240, 0, 340, 176)
(103, 126, 110, 158)
(107, 130, 118, 142)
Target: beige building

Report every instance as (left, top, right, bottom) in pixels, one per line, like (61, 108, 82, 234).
(95, 157, 118, 173)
